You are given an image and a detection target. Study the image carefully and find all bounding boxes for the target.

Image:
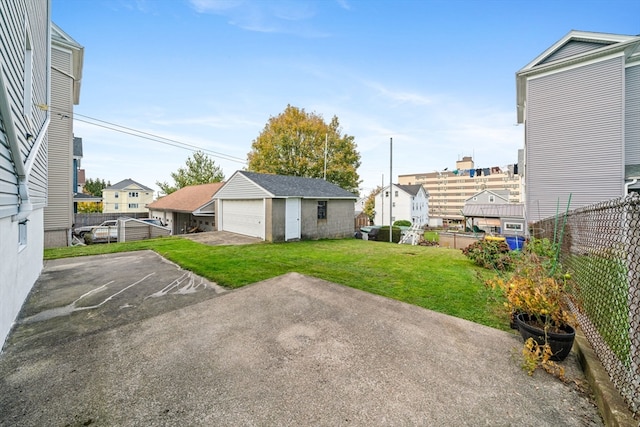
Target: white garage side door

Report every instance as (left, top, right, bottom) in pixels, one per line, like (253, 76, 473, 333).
(221, 199, 265, 239)
(285, 198, 301, 241)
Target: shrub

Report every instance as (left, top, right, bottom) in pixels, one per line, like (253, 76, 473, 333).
(461, 239, 513, 271)
(393, 220, 412, 227)
(377, 226, 401, 243)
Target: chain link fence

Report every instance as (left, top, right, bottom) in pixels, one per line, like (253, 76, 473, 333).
(531, 193, 640, 417)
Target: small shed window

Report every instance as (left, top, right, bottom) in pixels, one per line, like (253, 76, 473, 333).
(504, 222, 523, 231)
(317, 201, 327, 219)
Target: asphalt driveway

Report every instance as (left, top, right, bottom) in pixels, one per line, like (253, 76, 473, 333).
(0, 250, 603, 426)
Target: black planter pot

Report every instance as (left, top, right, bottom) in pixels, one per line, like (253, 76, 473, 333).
(515, 313, 576, 361)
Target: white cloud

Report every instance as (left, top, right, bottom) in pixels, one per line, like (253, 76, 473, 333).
(188, 0, 329, 37)
(365, 81, 432, 106)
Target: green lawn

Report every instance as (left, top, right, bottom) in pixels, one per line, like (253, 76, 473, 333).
(44, 237, 509, 330)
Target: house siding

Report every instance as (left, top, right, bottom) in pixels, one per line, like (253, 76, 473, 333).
(102, 186, 153, 214)
(540, 40, 609, 64)
(0, 115, 19, 217)
(300, 199, 353, 240)
(0, 0, 49, 346)
(214, 173, 270, 199)
(526, 56, 625, 221)
(626, 64, 640, 169)
(44, 44, 74, 247)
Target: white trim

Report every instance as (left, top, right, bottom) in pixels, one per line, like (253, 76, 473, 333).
(527, 50, 625, 81)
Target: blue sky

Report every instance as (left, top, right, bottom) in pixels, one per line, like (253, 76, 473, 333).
(52, 0, 640, 196)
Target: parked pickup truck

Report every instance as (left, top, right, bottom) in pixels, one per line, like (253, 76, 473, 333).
(73, 220, 119, 242)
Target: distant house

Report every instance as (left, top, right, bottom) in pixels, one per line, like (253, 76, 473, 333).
(354, 196, 370, 229)
(374, 184, 429, 226)
(213, 171, 357, 242)
(516, 30, 640, 223)
(147, 182, 224, 235)
(462, 190, 524, 235)
(71, 137, 101, 212)
(44, 23, 84, 248)
(102, 179, 154, 214)
(0, 0, 50, 345)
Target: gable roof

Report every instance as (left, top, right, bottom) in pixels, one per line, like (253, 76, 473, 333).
(396, 184, 426, 197)
(219, 171, 357, 199)
(51, 22, 84, 104)
(106, 179, 153, 192)
(147, 182, 224, 213)
(462, 203, 524, 219)
(465, 189, 510, 203)
(516, 30, 640, 123)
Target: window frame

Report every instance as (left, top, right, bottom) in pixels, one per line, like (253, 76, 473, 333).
(317, 200, 327, 220)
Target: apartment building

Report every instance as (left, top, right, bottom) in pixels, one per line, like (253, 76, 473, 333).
(398, 156, 522, 227)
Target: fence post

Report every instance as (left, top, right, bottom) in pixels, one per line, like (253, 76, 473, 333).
(624, 195, 640, 413)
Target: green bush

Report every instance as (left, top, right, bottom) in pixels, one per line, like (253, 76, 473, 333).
(393, 220, 412, 227)
(461, 239, 513, 271)
(377, 226, 402, 243)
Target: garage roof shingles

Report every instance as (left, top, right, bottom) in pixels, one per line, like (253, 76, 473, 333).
(147, 182, 224, 213)
(238, 171, 357, 199)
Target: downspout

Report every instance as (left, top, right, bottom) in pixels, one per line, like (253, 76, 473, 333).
(0, 62, 32, 222)
(625, 177, 640, 194)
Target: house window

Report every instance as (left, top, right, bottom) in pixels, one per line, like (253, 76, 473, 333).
(129, 192, 139, 197)
(385, 191, 389, 197)
(392, 202, 396, 207)
(394, 191, 398, 197)
(18, 220, 27, 248)
(489, 195, 495, 203)
(504, 222, 523, 231)
(114, 203, 119, 210)
(317, 201, 327, 219)
(129, 203, 138, 209)
(115, 193, 119, 198)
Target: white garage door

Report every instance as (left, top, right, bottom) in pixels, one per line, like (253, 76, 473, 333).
(220, 199, 265, 239)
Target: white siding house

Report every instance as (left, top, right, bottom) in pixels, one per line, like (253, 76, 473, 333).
(0, 0, 50, 346)
(374, 184, 429, 226)
(516, 30, 640, 223)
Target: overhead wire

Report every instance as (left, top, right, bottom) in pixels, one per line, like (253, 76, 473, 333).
(49, 107, 247, 164)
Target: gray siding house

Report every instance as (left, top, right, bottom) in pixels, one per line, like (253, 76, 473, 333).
(44, 23, 84, 248)
(462, 190, 525, 235)
(516, 30, 640, 223)
(0, 0, 50, 345)
(214, 171, 357, 242)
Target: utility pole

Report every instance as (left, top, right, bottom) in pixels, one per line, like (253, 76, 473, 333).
(323, 133, 328, 180)
(381, 174, 384, 226)
(389, 137, 393, 243)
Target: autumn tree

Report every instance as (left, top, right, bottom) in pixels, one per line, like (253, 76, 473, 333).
(247, 105, 361, 194)
(156, 150, 224, 195)
(77, 201, 103, 213)
(364, 186, 381, 223)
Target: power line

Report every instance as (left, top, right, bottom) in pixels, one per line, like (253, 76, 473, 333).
(50, 107, 247, 164)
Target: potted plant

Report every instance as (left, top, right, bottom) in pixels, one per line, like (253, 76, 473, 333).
(487, 249, 577, 373)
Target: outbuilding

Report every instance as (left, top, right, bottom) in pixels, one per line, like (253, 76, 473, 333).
(214, 171, 357, 242)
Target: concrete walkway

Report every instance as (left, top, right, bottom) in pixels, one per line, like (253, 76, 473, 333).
(0, 251, 603, 426)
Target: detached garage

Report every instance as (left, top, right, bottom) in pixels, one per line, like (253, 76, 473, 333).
(214, 171, 357, 242)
